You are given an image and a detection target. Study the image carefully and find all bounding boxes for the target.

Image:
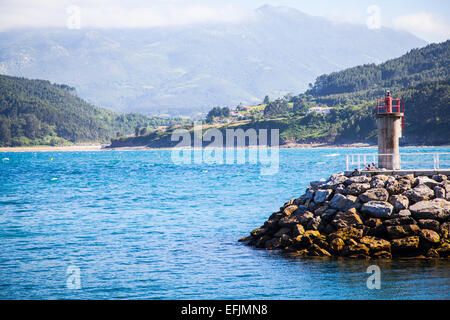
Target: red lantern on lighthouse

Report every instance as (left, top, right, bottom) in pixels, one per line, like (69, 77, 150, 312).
(377, 91, 405, 131)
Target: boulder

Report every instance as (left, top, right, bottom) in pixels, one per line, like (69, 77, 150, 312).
(329, 237, 345, 252)
(269, 211, 283, 220)
(314, 205, 329, 217)
(426, 248, 440, 258)
(326, 174, 347, 188)
(284, 198, 297, 206)
(250, 228, 267, 237)
(298, 212, 315, 226)
(283, 204, 298, 216)
(307, 200, 319, 212)
(334, 184, 346, 194)
(398, 209, 411, 217)
(321, 208, 337, 221)
(419, 229, 440, 244)
(432, 174, 448, 183)
(327, 227, 363, 241)
(397, 179, 412, 194)
(444, 183, 450, 201)
(292, 224, 305, 237)
(389, 194, 409, 211)
(403, 184, 434, 203)
(263, 219, 279, 230)
(331, 208, 363, 229)
(372, 251, 392, 259)
(307, 244, 331, 256)
(440, 222, 450, 239)
(314, 189, 333, 204)
(329, 194, 358, 211)
(294, 205, 308, 215)
(304, 230, 322, 240)
(361, 201, 394, 218)
(278, 215, 302, 228)
(417, 219, 440, 233)
(364, 218, 382, 228)
(280, 233, 293, 246)
(293, 235, 311, 249)
(320, 223, 337, 235)
(345, 183, 371, 196)
(296, 194, 306, 205)
(274, 227, 291, 237)
(359, 236, 391, 252)
(306, 216, 322, 231)
(305, 189, 315, 200)
(265, 237, 283, 250)
(255, 235, 272, 248)
(391, 236, 420, 253)
(342, 243, 370, 256)
(386, 224, 420, 239)
(310, 179, 326, 189)
(436, 242, 450, 257)
(415, 176, 440, 189)
(385, 179, 401, 195)
(434, 186, 446, 199)
(370, 176, 388, 188)
(409, 198, 450, 220)
(359, 188, 389, 203)
(345, 175, 371, 185)
(383, 216, 416, 226)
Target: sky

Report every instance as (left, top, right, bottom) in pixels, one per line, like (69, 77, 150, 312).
(0, 0, 449, 43)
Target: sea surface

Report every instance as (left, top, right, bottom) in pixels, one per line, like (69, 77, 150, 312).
(0, 147, 449, 299)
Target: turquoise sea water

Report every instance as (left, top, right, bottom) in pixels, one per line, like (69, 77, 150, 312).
(0, 147, 449, 300)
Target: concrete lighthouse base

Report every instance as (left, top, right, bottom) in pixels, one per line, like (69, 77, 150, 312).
(377, 112, 403, 170)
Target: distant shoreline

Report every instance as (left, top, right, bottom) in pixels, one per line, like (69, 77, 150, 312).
(1, 143, 449, 152)
(0, 145, 103, 152)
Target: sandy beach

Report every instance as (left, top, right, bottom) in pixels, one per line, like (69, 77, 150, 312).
(0, 143, 448, 152)
(0, 145, 103, 152)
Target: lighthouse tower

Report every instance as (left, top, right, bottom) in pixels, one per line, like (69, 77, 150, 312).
(377, 91, 405, 170)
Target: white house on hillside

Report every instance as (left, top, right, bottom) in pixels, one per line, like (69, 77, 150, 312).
(307, 106, 333, 114)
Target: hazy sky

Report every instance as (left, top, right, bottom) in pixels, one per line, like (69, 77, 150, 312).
(0, 0, 449, 43)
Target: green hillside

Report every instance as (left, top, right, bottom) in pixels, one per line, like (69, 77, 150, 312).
(0, 75, 188, 146)
(110, 40, 450, 147)
(307, 40, 450, 105)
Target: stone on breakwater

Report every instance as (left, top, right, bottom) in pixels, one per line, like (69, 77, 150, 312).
(389, 194, 409, 211)
(409, 198, 450, 220)
(314, 189, 333, 203)
(419, 229, 440, 244)
(404, 184, 434, 203)
(361, 201, 394, 218)
(418, 219, 440, 232)
(359, 236, 391, 252)
(359, 188, 389, 203)
(242, 172, 450, 259)
(331, 208, 363, 229)
(386, 224, 420, 239)
(391, 236, 420, 253)
(329, 194, 358, 211)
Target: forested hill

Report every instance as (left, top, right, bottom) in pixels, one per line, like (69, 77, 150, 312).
(110, 40, 450, 148)
(307, 40, 450, 101)
(0, 75, 187, 146)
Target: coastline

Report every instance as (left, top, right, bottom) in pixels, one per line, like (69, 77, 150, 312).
(0, 143, 449, 152)
(0, 145, 103, 152)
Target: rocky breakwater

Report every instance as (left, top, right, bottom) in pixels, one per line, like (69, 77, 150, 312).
(240, 172, 450, 259)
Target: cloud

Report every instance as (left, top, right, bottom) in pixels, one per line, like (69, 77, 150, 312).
(0, 0, 249, 30)
(393, 12, 450, 43)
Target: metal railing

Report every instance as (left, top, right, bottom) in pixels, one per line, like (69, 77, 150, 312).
(346, 152, 450, 171)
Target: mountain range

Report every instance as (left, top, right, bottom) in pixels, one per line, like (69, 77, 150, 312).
(0, 5, 426, 116)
